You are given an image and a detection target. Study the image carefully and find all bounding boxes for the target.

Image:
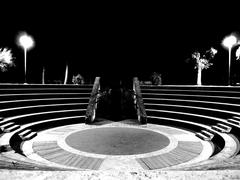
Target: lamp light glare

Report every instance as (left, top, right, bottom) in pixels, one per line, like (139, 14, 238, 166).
(222, 35, 237, 49)
(18, 33, 35, 50)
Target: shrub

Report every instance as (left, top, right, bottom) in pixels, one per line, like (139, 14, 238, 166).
(72, 74, 84, 85)
(150, 72, 162, 85)
(0, 48, 14, 72)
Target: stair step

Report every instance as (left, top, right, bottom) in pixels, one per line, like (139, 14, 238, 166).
(217, 123, 232, 131)
(19, 129, 32, 137)
(22, 132, 37, 141)
(201, 130, 214, 139)
(233, 116, 240, 120)
(4, 124, 21, 132)
(195, 132, 211, 141)
(1, 122, 14, 129)
(211, 125, 230, 133)
(228, 118, 240, 125)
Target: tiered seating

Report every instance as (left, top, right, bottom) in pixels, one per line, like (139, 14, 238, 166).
(140, 85, 240, 170)
(0, 84, 92, 170)
(1, 82, 240, 172)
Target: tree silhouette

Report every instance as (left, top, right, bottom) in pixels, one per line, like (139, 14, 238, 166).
(0, 48, 14, 72)
(191, 47, 217, 85)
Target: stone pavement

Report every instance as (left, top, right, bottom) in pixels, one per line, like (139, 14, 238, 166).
(22, 121, 212, 171)
(1, 121, 240, 179)
(0, 169, 240, 180)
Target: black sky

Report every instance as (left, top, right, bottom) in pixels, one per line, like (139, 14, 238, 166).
(1, 5, 240, 84)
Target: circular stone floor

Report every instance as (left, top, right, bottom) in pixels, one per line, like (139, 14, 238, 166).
(65, 127, 170, 155)
(23, 121, 213, 171)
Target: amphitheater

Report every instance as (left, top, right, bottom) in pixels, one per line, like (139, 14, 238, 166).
(1, 77, 240, 179)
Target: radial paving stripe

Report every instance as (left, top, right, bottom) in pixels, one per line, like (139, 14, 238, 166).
(177, 141, 203, 154)
(169, 149, 196, 161)
(137, 141, 203, 170)
(32, 141, 104, 170)
(48, 152, 73, 163)
(63, 154, 78, 166)
(37, 148, 65, 158)
(32, 141, 59, 150)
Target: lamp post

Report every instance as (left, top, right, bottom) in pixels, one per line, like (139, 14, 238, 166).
(17, 32, 34, 84)
(222, 34, 238, 86)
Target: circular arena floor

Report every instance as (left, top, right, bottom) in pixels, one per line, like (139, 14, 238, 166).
(22, 120, 213, 171)
(65, 127, 170, 155)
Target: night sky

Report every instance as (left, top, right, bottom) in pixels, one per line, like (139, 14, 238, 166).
(1, 5, 240, 85)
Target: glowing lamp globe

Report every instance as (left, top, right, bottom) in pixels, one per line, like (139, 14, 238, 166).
(222, 35, 237, 49)
(16, 32, 35, 84)
(221, 34, 238, 86)
(18, 33, 34, 50)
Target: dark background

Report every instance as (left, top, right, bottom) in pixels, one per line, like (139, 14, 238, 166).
(1, 4, 240, 85)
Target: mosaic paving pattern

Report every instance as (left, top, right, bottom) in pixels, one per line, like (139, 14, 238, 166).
(137, 141, 202, 169)
(33, 141, 103, 170)
(27, 123, 210, 171)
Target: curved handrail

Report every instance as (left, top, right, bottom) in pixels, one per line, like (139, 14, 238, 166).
(133, 77, 147, 124)
(85, 77, 101, 124)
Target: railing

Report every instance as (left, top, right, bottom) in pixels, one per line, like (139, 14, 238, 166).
(85, 77, 101, 124)
(133, 77, 147, 124)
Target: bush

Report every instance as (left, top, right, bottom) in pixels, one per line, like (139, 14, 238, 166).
(72, 74, 84, 85)
(150, 72, 162, 85)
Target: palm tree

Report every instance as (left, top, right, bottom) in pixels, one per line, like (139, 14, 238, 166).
(0, 48, 14, 72)
(236, 46, 240, 60)
(42, 66, 45, 84)
(191, 47, 217, 86)
(64, 63, 68, 84)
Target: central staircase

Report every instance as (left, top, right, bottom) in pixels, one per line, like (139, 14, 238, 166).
(85, 77, 144, 124)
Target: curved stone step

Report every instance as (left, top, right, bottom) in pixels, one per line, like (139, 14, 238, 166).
(18, 129, 32, 137)
(201, 130, 214, 139)
(4, 124, 21, 133)
(211, 125, 231, 133)
(228, 118, 240, 125)
(195, 132, 211, 141)
(21, 132, 37, 141)
(0, 103, 88, 119)
(233, 116, 240, 120)
(1, 122, 14, 129)
(0, 122, 21, 133)
(146, 108, 232, 128)
(2, 109, 87, 126)
(217, 123, 232, 132)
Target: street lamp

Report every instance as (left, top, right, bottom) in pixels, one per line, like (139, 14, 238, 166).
(222, 34, 238, 86)
(17, 32, 35, 84)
